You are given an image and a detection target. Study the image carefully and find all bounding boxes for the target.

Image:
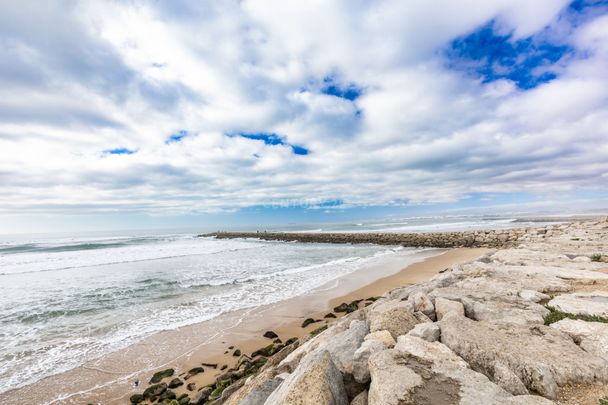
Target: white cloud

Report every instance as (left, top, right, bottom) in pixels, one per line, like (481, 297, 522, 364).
(0, 0, 606, 222)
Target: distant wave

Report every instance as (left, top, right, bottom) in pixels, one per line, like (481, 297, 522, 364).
(0, 240, 268, 276)
(0, 235, 185, 255)
(0, 242, 134, 254)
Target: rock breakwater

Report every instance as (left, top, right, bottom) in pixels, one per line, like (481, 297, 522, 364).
(202, 224, 569, 248)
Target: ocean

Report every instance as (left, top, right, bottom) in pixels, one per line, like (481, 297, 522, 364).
(0, 215, 555, 394)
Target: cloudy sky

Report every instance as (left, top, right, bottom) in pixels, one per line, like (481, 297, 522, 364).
(1, 0, 607, 232)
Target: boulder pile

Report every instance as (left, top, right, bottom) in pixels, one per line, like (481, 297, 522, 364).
(203, 224, 572, 248)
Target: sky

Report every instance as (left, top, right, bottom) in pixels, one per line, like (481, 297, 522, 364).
(0, 0, 608, 233)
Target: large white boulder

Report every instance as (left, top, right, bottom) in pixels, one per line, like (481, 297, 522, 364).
(408, 291, 436, 320)
(434, 297, 464, 320)
(368, 300, 419, 339)
(364, 330, 396, 348)
(367, 336, 554, 405)
(551, 318, 608, 361)
(406, 322, 440, 342)
(352, 340, 385, 384)
(548, 292, 608, 318)
(265, 350, 348, 405)
(439, 312, 608, 399)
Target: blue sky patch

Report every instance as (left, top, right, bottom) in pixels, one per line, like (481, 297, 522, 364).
(445, 20, 573, 89)
(321, 76, 363, 101)
(290, 145, 309, 155)
(234, 132, 309, 156)
(569, 0, 608, 12)
(240, 132, 284, 145)
(566, 0, 608, 28)
(166, 130, 188, 144)
(104, 147, 136, 155)
(317, 199, 343, 207)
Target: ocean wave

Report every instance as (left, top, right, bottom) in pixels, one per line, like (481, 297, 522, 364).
(0, 241, 271, 276)
(0, 234, 192, 255)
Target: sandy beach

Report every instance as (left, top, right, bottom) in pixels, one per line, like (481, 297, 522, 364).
(0, 247, 487, 405)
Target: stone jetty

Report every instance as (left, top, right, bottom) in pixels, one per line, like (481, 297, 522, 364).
(202, 224, 568, 248)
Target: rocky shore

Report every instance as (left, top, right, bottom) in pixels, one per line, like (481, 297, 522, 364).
(202, 224, 567, 248)
(134, 219, 608, 404)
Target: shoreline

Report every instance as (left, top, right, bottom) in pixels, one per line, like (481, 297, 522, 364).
(0, 247, 487, 405)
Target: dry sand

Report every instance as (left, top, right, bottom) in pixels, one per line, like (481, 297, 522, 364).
(0, 247, 487, 405)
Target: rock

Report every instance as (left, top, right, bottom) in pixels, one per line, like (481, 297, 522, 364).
(302, 318, 321, 328)
(551, 319, 608, 361)
(374, 335, 555, 405)
(252, 343, 283, 357)
(325, 312, 337, 318)
(519, 289, 550, 303)
(350, 389, 368, 405)
(233, 349, 241, 356)
(434, 297, 464, 320)
(157, 389, 176, 402)
(168, 378, 183, 389)
(188, 366, 204, 375)
(408, 292, 436, 320)
(412, 311, 433, 323)
(177, 394, 190, 405)
(352, 340, 385, 383)
(367, 349, 422, 405)
(238, 376, 285, 405)
(406, 322, 440, 342)
(310, 325, 328, 336)
(321, 320, 368, 374)
(278, 319, 367, 375)
(186, 383, 195, 391)
(492, 361, 528, 395)
(149, 368, 174, 384)
(129, 394, 144, 404)
(192, 386, 212, 404)
(488, 264, 608, 283)
(143, 383, 167, 400)
(364, 330, 396, 348)
(219, 378, 247, 402)
(431, 287, 548, 325)
(368, 300, 419, 339)
(264, 331, 279, 339)
(548, 291, 608, 318)
(440, 312, 608, 398)
(263, 341, 300, 369)
(265, 351, 348, 405)
(334, 301, 359, 313)
(285, 337, 298, 346)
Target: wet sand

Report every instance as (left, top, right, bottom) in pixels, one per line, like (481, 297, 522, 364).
(1, 247, 487, 405)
